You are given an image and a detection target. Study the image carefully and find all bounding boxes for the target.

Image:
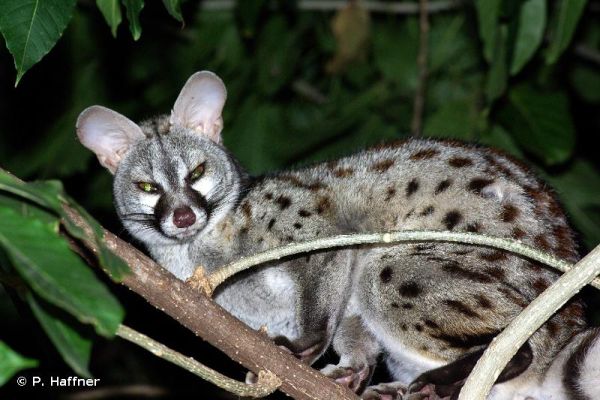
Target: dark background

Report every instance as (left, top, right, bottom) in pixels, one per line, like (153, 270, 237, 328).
(1, 1, 599, 398)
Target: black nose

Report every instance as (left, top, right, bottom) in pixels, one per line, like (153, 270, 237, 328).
(173, 206, 196, 228)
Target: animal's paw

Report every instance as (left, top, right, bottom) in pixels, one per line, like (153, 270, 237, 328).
(404, 380, 452, 400)
(321, 363, 372, 392)
(362, 382, 407, 400)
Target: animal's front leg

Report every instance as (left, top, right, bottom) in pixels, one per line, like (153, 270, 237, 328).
(321, 315, 380, 392)
(405, 342, 533, 400)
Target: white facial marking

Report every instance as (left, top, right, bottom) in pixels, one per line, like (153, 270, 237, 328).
(192, 176, 216, 197)
(139, 192, 160, 209)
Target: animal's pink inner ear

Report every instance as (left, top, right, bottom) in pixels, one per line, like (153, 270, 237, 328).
(170, 71, 227, 143)
(76, 105, 145, 174)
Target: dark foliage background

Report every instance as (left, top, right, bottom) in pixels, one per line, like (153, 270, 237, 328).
(1, 0, 599, 398)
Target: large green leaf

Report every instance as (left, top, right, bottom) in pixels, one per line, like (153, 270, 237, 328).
(27, 293, 92, 377)
(256, 17, 300, 95)
(475, 0, 502, 63)
(546, 0, 587, 64)
(96, 0, 122, 37)
(0, 207, 124, 337)
(0, 170, 130, 281)
(423, 99, 478, 140)
(0, 341, 38, 387)
(162, 0, 182, 22)
(510, 0, 546, 75)
(0, 0, 76, 85)
(499, 84, 575, 165)
(121, 0, 144, 40)
(485, 24, 508, 102)
(547, 161, 600, 248)
(372, 21, 418, 90)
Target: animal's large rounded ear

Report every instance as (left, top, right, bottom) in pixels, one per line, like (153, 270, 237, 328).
(170, 71, 227, 144)
(76, 105, 145, 174)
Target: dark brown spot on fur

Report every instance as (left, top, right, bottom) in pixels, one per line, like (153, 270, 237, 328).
(468, 178, 495, 194)
(512, 227, 526, 239)
(398, 281, 422, 298)
(533, 278, 550, 293)
(316, 197, 331, 214)
(534, 235, 552, 251)
(241, 201, 252, 218)
(442, 262, 494, 283)
(277, 175, 325, 191)
(264, 193, 273, 200)
(402, 303, 414, 310)
(475, 294, 493, 309)
(401, 324, 408, 331)
(444, 300, 479, 318)
(391, 302, 399, 308)
(293, 222, 302, 229)
(406, 178, 420, 197)
(415, 324, 423, 332)
(501, 204, 520, 222)
(485, 266, 506, 280)
(420, 206, 435, 216)
(442, 210, 462, 230)
(333, 167, 354, 178)
(298, 209, 312, 217)
(435, 179, 452, 194)
(385, 186, 396, 201)
(432, 330, 500, 349)
(267, 218, 276, 230)
(424, 319, 440, 329)
(466, 222, 481, 233)
(371, 159, 395, 173)
(410, 148, 439, 160)
(546, 320, 559, 337)
(448, 157, 473, 168)
(498, 287, 528, 308)
(380, 267, 393, 283)
(479, 251, 508, 262)
(276, 196, 291, 209)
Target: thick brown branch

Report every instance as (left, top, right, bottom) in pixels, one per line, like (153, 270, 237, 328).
(62, 205, 358, 400)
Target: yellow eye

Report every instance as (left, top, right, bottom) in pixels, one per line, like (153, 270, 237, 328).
(137, 182, 159, 193)
(189, 163, 205, 181)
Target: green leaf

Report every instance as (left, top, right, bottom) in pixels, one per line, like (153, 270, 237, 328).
(475, 0, 502, 62)
(485, 24, 509, 102)
(423, 99, 478, 140)
(571, 65, 600, 102)
(0, 0, 76, 85)
(546, 0, 587, 64)
(372, 21, 418, 90)
(162, 0, 182, 22)
(510, 0, 547, 75)
(27, 293, 92, 377)
(121, 0, 144, 40)
(0, 193, 56, 225)
(0, 341, 38, 387)
(0, 207, 124, 337)
(96, 0, 122, 37)
(546, 161, 600, 248)
(499, 84, 575, 165)
(0, 170, 130, 281)
(256, 17, 299, 95)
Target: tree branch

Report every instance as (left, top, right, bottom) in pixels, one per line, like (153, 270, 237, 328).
(116, 324, 281, 397)
(61, 204, 359, 400)
(458, 243, 600, 400)
(204, 231, 600, 293)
